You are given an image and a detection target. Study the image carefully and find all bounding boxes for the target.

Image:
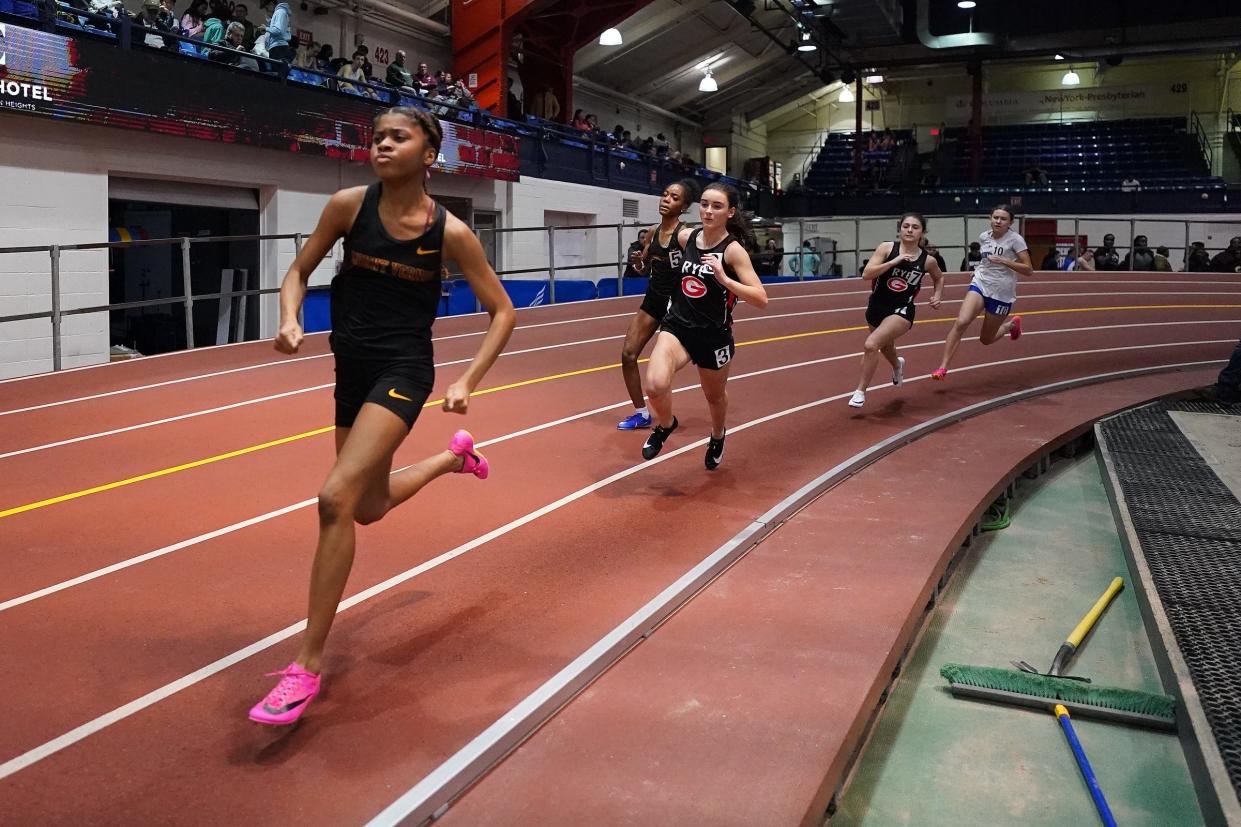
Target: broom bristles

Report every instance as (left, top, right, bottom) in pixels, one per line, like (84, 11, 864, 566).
(940, 663, 1176, 720)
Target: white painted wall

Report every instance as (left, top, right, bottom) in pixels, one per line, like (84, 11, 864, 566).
(499, 176, 663, 285)
(0, 112, 669, 378)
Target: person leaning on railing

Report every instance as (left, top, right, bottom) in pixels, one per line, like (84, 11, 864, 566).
(263, 0, 293, 62)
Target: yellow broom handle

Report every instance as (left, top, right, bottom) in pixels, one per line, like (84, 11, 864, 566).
(1066, 577, 1124, 648)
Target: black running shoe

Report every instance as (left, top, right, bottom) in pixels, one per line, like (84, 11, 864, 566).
(704, 431, 726, 471)
(641, 417, 679, 460)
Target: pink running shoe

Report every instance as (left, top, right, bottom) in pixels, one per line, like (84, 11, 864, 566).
(450, 430, 489, 480)
(249, 662, 321, 725)
(931, 368, 948, 381)
(1009, 315, 1023, 341)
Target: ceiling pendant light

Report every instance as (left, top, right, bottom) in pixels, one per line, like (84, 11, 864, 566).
(838, 84, 854, 103)
(599, 27, 622, 46)
(699, 67, 718, 93)
(797, 32, 816, 52)
(1061, 68, 1081, 86)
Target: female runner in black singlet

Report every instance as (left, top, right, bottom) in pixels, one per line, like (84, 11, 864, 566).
(616, 178, 700, 430)
(641, 182, 767, 471)
(848, 213, 943, 408)
(249, 107, 516, 725)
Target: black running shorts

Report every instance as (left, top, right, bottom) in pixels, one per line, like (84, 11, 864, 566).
(660, 318, 735, 371)
(333, 355, 435, 430)
(865, 297, 916, 329)
(639, 288, 672, 322)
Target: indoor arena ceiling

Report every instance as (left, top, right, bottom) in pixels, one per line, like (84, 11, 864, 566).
(569, 0, 1241, 125)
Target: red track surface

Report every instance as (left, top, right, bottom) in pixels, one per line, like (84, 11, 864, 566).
(1, 273, 1237, 824)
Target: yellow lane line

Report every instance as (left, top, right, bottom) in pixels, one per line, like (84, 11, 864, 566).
(0, 427, 337, 519)
(4, 303, 1238, 520)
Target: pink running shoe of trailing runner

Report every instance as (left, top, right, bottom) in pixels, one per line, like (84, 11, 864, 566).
(249, 663, 321, 725)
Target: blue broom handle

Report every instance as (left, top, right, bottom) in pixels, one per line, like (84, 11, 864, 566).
(1055, 705, 1118, 827)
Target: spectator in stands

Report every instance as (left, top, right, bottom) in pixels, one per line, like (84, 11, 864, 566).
(250, 23, 269, 58)
(570, 109, 586, 130)
(587, 115, 605, 140)
(337, 50, 373, 96)
(789, 241, 821, 278)
(866, 131, 880, 152)
(1120, 174, 1142, 192)
(1094, 233, 1121, 271)
(386, 49, 414, 89)
(294, 40, 317, 69)
(1211, 236, 1241, 273)
(786, 173, 806, 195)
(353, 44, 374, 80)
(1040, 247, 1061, 270)
(414, 63, 433, 93)
(762, 239, 782, 276)
(264, 1, 291, 62)
(623, 230, 648, 278)
(1185, 241, 1212, 272)
(1153, 246, 1173, 272)
(879, 128, 894, 150)
(210, 21, 259, 68)
(230, 3, 254, 49)
(1022, 161, 1048, 187)
(923, 240, 947, 273)
(961, 240, 983, 271)
(201, 15, 224, 50)
(452, 78, 477, 109)
(136, 0, 176, 49)
(530, 86, 561, 121)
(314, 43, 333, 72)
(654, 133, 670, 156)
(1122, 235, 1155, 271)
(1071, 248, 1095, 271)
(180, 0, 207, 37)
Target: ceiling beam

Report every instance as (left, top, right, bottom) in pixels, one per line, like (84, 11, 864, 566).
(659, 40, 790, 111)
(575, 0, 714, 73)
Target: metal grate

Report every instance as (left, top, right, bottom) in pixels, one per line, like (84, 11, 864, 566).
(1100, 401, 1241, 804)
(622, 198, 640, 219)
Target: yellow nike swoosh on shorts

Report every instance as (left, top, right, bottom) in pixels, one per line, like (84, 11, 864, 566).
(416, 247, 440, 255)
(388, 388, 413, 402)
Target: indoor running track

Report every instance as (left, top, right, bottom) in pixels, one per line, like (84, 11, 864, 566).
(1, 272, 1238, 825)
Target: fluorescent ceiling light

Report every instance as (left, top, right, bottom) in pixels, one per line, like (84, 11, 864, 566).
(865, 74, 883, 83)
(1054, 53, 1064, 60)
(957, 1, 976, 8)
(1061, 69, 1081, 85)
(838, 85, 854, 102)
(599, 27, 622, 46)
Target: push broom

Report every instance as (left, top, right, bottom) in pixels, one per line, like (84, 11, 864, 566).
(940, 577, 1177, 731)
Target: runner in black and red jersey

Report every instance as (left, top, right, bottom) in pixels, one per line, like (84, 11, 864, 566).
(848, 212, 944, 408)
(640, 182, 768, 470)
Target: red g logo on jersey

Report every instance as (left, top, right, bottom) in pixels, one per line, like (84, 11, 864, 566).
(682, 275, 708, 298)
(887, 277, 909, 293)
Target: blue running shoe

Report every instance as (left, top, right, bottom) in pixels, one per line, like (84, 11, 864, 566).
(617, 410, 652, 430)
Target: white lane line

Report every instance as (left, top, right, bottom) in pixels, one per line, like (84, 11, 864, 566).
(1, 276, 1234, 393)
(6, 286, 1238, 438)
(365, 355, 1226, 827)
(0, 339, 1229, 782)
(2, 317, 1236, 615)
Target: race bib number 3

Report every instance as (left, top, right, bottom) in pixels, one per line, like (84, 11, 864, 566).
(714, 346, 732, 368)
